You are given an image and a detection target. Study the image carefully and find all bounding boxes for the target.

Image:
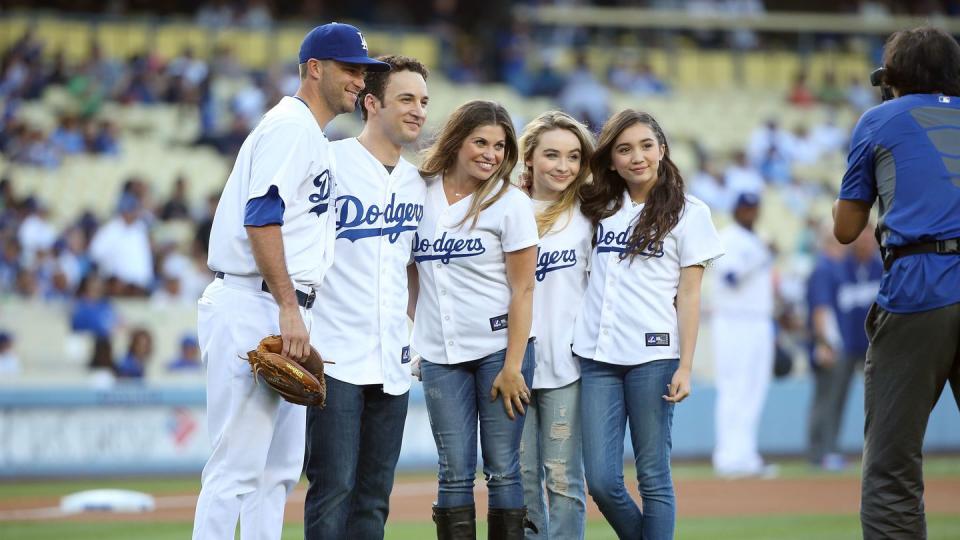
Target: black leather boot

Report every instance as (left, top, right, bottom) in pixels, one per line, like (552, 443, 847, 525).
(487, 507, 537, 540)
(433, 503, 476, 540)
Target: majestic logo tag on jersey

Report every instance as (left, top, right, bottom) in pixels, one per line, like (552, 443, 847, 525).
(401, 345, 411, 364)
(309, 170, 332, 217)
(412, 232, 486, 263)
(336, 193, 424, 243)
(645, 333, 670, 346)
(489, 314, 508, 332)
(535, 247, 577, 282)
(595, 223, 664, 258)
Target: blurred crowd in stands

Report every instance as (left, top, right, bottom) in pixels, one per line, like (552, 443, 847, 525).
(0, 169, 211, 380)
(0, 0, 937, 388)
(3, 0, 931, 159)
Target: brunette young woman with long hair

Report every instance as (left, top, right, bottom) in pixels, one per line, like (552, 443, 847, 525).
(572, 110, 723, 539)
(411, 100, 539, 539)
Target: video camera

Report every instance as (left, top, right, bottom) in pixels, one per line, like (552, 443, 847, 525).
(870, 67, 895, 101)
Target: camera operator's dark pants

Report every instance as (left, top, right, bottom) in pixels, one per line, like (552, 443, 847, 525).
(861, 302, 960, 540)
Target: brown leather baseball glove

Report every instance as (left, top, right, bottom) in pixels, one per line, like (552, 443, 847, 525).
(245, 335, 332, 407)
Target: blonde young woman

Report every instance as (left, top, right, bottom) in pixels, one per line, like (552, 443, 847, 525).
(516, 111, 594, 540)
(411, 100, 539, 539)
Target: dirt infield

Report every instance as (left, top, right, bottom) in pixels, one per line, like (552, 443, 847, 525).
(2, 475, 959, 523)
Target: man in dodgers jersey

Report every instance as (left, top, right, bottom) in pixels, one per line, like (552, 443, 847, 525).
(304, 55, 429, 539)
(710, 192, 777, 478)
(193, 24, 389, 540)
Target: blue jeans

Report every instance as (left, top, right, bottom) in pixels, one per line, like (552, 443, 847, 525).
(421, 341, 535, 509)
(519, 380, 587, 539)
(303, 376, 409, 539)
(580, 357, 678, 540)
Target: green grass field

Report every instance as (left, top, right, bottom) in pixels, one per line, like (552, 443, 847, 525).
(2, 458, 958, 539)
(2, 515, 959, 540)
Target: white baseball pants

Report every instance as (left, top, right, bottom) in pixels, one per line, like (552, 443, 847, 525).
(711, 315, 774, 475)
(192, 278, 311, 540)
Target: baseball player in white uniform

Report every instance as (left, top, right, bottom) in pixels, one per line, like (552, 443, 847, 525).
(303, 55, 429, 539)
(710, 192, 777, 478)
(192, 23, 389, 540)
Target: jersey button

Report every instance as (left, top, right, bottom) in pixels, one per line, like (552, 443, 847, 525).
(447, 340, 454, 346)
(440, 290, 447, 295)
(444, 315, 450, 321)
(436, 263, 442, 269)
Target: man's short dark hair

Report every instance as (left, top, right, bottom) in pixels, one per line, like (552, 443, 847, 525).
(882, 26, 960, 97)
(358, 55, 429, 121)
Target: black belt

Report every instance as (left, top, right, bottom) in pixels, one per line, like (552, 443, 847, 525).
(214, 272, 316, 309)
(883, 238, 960, 271)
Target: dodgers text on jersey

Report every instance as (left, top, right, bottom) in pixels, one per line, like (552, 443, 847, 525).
(336, 192, 424, 243)
(413, 231, 486, 263)
(595, 223, 665, 258)
(535, 247, 577, 282)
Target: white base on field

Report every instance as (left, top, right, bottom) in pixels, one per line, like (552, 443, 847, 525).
(60, 489, 156, 513)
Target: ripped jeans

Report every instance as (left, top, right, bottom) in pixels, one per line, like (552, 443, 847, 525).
(519, 380, 586, 539)
(421, 341, 535, 509)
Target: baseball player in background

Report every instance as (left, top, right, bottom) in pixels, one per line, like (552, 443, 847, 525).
(805, 225, 846, 468)
(412, 100, 539, 539)
(834, 26, 960, 539)
(710, 192, 777, 479)
(515, 111, 594, 540)
(573, 110, 723, 540)
(192, 23, 388, 540)
(806, 227, 882, 471)
(303, 55, 429, 539)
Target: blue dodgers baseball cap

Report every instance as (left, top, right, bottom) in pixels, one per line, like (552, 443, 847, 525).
(299, 23, 391, 72)
(734, 192, 761, 208)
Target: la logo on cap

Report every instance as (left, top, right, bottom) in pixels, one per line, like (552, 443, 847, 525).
(357, 31, 368, 52)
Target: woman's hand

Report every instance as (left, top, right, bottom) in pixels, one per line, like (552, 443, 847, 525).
(490, 367, 530, 420)
(410, 355, 422, 381)
(662, 366, 691, 403)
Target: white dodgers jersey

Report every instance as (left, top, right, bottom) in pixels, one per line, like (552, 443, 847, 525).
(311, 138, 426, 395)
(411, 179, 539, 365)
(573, 193, 724, 365)
(711, 223, 774, 317)
(531, 200, 593, 389)
(207, 96, 337, 288)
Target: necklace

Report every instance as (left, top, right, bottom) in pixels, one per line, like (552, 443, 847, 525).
(444, 175, 478, 201)
(449, 184, 472, 199)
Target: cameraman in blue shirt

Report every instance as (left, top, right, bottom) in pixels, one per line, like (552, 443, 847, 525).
(834, 26, 960, 540)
